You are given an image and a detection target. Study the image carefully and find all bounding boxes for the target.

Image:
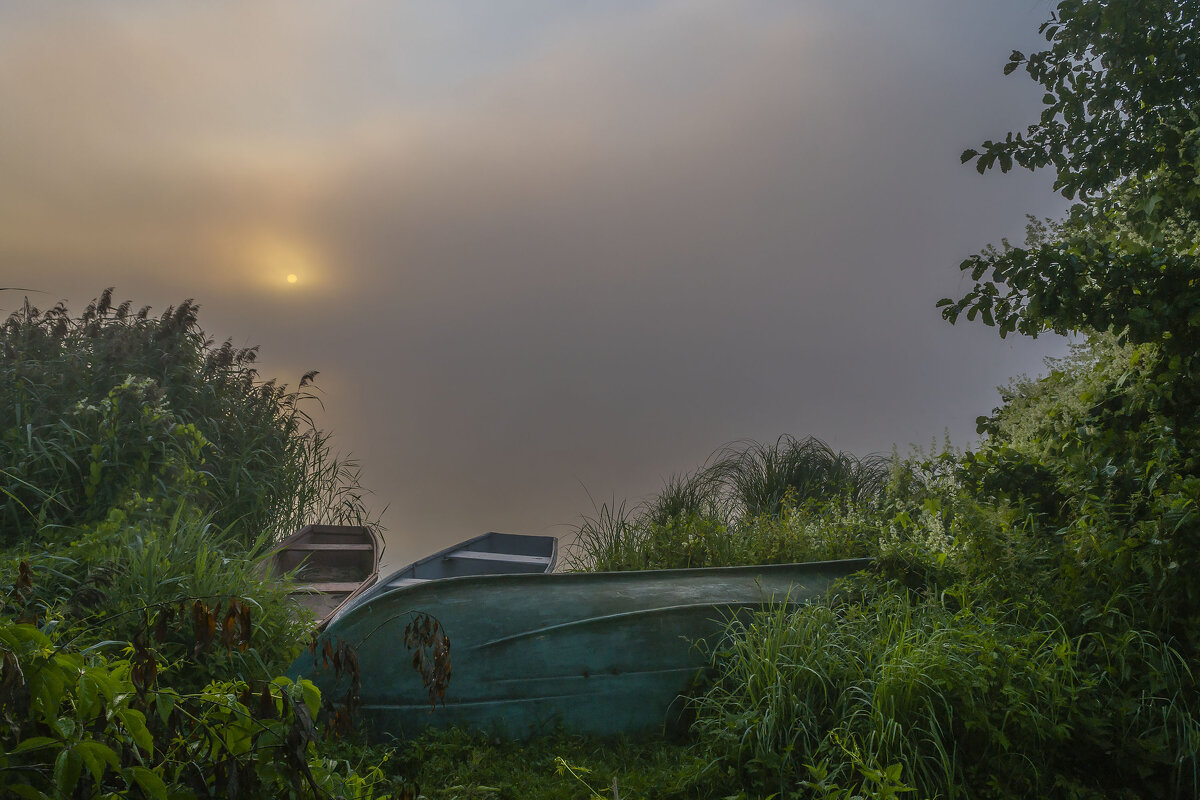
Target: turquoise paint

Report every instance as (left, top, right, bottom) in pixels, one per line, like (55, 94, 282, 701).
(291, 558, 871, 739)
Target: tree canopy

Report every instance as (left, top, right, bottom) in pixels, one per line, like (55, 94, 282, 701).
(939, 0, 1199, 362)
(941, 0, 1200, 658)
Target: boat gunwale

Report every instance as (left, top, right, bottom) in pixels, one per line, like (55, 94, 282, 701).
(341, 531, 560, 614)
(325, 556, 874, 635)
(379, 531, 559, 582)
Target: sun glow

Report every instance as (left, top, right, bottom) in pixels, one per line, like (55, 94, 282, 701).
(240, 233, 323, 290)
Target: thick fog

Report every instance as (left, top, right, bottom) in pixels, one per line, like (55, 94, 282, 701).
(0, 1, 1069, 566)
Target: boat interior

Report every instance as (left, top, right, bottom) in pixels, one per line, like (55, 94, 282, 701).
(272, 526, 378, 585)
(382, 532, 557, 590)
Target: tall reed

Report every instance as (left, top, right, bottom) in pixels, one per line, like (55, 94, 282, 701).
(0, 290, 379, 549)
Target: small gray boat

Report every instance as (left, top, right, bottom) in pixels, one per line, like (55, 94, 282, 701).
(264, 524, 381, 624)
(324, 531, 558, 626)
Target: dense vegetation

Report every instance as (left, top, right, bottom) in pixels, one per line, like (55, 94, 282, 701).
(1, 291, 371, 551)
(3, 0, 1197, 797)
(0, 292, 393, 798)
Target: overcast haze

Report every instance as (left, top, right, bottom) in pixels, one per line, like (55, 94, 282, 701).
(1, 1, 1069, 567)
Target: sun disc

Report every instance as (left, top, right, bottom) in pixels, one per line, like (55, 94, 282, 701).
(237, 232, 323, 291)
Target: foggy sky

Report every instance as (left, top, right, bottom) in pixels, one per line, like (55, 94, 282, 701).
(0, 1, 1069, 567)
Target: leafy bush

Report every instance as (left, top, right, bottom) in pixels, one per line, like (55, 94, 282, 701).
(0, 602, 394, 799)
(941, 0, 1200, 660)
(948, 332, 1200, 667)
(20, 506, 311, 691)
(0, 290, 375, 550)
(0, 291, 391, 798)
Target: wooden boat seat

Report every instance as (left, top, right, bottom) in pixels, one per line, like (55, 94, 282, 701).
(283, 543, 376, 551)
(444, 551, 553, 566)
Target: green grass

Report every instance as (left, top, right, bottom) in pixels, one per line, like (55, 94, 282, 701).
(337, 728, 712, 800)
(711, 436, 889, 518)
(567, 436, 888, 572)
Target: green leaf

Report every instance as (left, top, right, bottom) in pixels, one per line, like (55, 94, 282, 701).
(75, 741, 119, 785)
(155, 690, 178, 726)
(125, 766, 168, 800)
(53, 717, 76, 740)
(298, 678, 322, 717)
(960, 148, 979, 163)
(5, 786, 49, 800)
(117, 708, 154, 755)
(53, 748, 83, 800)
(76, 675, 100, 721)
(0, 623, 51, 647)
(29, 665, 67, 723)
(12, 736, 61, 754)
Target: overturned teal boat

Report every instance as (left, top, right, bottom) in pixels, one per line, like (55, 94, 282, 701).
(292, 545, 869, 739)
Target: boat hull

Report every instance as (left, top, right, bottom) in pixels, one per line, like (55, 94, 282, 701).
(294, 558, 870, 739)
